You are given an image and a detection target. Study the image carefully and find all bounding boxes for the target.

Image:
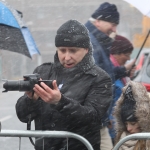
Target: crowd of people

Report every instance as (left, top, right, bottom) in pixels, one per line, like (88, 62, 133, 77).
(14, 2, 150, 150)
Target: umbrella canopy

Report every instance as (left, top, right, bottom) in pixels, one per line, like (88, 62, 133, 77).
(124, 0, 150, 75)
(0, 0, 40, 58)
(124, 0, 150, 17)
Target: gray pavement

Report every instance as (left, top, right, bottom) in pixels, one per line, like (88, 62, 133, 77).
(0, 87, 35, 150)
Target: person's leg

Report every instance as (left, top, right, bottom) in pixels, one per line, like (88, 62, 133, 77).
(108, 120, 116, 146)
(100, 126, 113, 150)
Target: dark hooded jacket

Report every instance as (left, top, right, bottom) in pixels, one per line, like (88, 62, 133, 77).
(15, 45, 112, 150)
(114, 81, 150, 150)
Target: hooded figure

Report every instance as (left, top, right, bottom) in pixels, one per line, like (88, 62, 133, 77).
(15, 20, 112, 150)
(114, 81, 150, 150)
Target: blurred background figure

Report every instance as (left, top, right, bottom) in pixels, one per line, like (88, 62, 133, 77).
(109, 34, 134, 145)
(85, 2, 135, 150)
(85, 2, 120, 149)
(113, 81, 150, 150)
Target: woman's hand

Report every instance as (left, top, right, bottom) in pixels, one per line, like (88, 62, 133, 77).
(33, 80, 61, 104)
(25, 91, 39, 101)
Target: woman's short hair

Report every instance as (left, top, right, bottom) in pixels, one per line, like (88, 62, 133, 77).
(110, 35, 133, 54)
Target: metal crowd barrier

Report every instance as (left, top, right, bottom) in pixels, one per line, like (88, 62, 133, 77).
(0, 130, 94, 150)
(113, 133, 150, 150)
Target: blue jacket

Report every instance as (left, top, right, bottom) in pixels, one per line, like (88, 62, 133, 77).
(85, 21, 127, 126)
(109, 79, 124, 138)
(85, 21, 127, 83)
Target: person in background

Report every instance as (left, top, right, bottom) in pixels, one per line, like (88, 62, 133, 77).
(109, 35, 134, 145)
(15, 19, 112, 150)
(85, 2, 135, 150)
(113, 81, 150, 150)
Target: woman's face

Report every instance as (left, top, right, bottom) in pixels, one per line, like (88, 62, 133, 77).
(57, 47, 88, 68)
(113, 52, 132, 66)
(125, 121, 141, 134)
(94, 20, 117, 36)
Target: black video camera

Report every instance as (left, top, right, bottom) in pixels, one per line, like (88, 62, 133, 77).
(2, 73, 53, 92)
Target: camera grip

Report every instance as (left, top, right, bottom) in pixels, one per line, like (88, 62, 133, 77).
(38, 80, 53, 89)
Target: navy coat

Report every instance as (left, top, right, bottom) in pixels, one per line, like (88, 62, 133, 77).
(85, 21, 127, 84)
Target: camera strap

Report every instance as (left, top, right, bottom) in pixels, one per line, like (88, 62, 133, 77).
(27, 113, 35, 147)
(27, 91, 36, 147)
(27, 63, 53, 147)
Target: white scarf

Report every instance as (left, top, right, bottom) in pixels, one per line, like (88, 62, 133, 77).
(119, 132, 137, 150)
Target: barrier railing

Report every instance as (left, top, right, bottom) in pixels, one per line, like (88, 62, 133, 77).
(0, 130, 94, 150)
(113, 133, 150, 150)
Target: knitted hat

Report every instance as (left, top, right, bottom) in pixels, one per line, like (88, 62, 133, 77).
(121, 84, 137, 123)
(91, 2, 120, 24)
(110, 35, 133, 54)
(55, 20, 91, 49)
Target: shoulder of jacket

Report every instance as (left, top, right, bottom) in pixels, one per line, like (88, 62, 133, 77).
(41, 62, 53, 66)
(86, 65, 110, 78)
(34, 62, 54, 73)
(37, 62, 53, 68)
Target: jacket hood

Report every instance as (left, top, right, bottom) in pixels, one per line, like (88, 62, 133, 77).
(114, 81, 150, 135)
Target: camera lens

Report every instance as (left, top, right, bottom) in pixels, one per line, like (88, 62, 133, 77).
(3, 80, 32, 91)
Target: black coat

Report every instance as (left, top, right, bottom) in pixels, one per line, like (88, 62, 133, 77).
(16, 51, 112, 150)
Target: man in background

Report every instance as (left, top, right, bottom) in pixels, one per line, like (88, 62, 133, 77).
(85, 2, 135, 150)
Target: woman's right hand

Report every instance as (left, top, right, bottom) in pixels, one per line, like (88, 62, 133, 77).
(25, 91, 39, 101)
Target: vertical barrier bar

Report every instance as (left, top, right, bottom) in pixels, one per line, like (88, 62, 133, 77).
(19, 137, 21, 150)
(67, 137, 68, 150)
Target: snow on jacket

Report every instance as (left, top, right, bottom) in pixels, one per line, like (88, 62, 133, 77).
(16, 45, 112, 150)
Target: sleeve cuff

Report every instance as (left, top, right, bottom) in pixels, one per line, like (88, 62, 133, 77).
(54, 94, 70, 110)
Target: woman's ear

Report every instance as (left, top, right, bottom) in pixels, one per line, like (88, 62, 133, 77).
(93, 20, 100, 27)
(85, 48, 88, 54)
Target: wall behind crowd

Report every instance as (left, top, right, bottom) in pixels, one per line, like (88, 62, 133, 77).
(0, 0, 143, 83)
